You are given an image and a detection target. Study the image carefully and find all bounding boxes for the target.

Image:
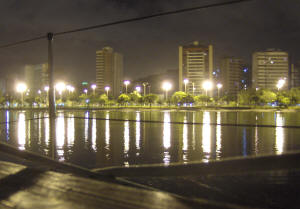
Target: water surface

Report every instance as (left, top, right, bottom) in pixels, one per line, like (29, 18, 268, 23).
(1, 109, 300, 169)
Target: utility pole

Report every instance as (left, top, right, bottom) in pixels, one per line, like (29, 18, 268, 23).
(47, 32, 56, 159)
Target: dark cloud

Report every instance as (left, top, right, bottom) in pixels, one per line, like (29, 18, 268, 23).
(0, 0, 300, 83)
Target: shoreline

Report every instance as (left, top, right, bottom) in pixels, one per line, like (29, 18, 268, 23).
(1, 106, 299, 112)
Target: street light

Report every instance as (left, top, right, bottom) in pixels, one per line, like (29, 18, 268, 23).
(216, 83, 223, 98)
(91, 84, 96, 94)
(105, 86, 110, 97)
(202, 80, 213, 96)
(183, 79, 189, 93)
(66, 85, 75, 94)
(16, 82, 27, 106)
(192, 82, 195, 95)
(142, 82, 148, 96)
(277, 79, 285, 91)
(55, 82, 66, 96)
(135, 86, 141, 93)
(124, 80, 130, 94)
(162, 81, 172, 100)
(83, 89, 88, 95)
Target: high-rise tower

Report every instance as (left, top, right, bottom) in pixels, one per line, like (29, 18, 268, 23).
(252, 49, 289, 90)
(220, 57, 245, 95)
(96, 47, 123, 97)
(179, 41, 213, 95)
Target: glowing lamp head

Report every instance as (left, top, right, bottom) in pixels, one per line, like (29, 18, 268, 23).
(105, 86, 110, 91)
(55, 82, 66, 92)
(91, 84, 96, 90)
(217, 83, 223, 89)
(202, 80, 213, 91)
(44, 86, 49, 92)
(183, 79, 189, 85)
(162, 82, 172, 91)
(124, 80, 130, 86)
(16, 83, 27, 93)
(135, 86, 141, 92)
(276, 79, 285, 89)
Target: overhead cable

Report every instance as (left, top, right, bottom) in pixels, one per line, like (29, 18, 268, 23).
(0, 0, 253, 49)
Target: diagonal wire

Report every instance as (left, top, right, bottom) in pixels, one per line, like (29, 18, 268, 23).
(54, 0, 254, 36)
(0, 0, 254, 49)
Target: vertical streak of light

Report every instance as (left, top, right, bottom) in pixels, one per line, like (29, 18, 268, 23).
(183, 116, 188, 151)
(216, 112, 222, 159)
(56, 113, 65, 159)
(67, 113, 74, 145)
(136, 112, 140, 150)
(105, 112, 110, 148)
(192, 112, 195, 150)
(18, 112, 26, 150)
(5, 111, 9, 141)
(44, 113, 49, 146)
(202, 111, 211, 160)
(254, 114, 258, 154)
(275, 112, 284, 154)
(163, 111, 171, 165)
(124, 120, 130, 153)
(183, 115, 188, 162)
(84, 112, 89, 143)
(38, 112, 42, 144)
(92, 113, 97, 151)
(163, 112, 171, 149)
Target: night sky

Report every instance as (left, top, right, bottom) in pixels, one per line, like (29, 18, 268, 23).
(0, 0, 300, 84)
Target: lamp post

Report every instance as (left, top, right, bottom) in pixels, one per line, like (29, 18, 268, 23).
(66, 85, 75, 94)
(162, 82, 172, 100)
(192, 82, 195, 95)
(202, 80, 213, 96)
(105, 86, 110, 97)
(124, 80, 130, 94)
(135, 86, 141, 93)
(55, 82, 66, 100)
(276, 79, 285, 91)
(142, 82, 148, 96)
(91, 84, 96, 95)
(16, 83, 27, 107)
(183, 79, 189, 93)
(216, 83, 223, 98)
(83, 89, 88, 95)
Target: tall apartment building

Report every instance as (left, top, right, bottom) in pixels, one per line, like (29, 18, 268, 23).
(291, 63, 300, 88)
(24, 64, 48, 93)
(220, 57, 244, 95)
(96, 47, 123, 97)
(179, 41, 213, 95)
(252, 49, 289, 90)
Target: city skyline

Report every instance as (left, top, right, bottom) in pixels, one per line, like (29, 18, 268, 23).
(0, 0, 300, 83)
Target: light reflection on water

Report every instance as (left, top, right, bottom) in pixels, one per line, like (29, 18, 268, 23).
(216, 112, 222, 159)
(275, 112, 284, 154)
(136, 112, 140, 150)
(56, 113, 65, 160)
(3, 110, 300, 169)
(163, 111, 171, 165)
(17, 112, 26, 150)
(202, 111, 211, 162)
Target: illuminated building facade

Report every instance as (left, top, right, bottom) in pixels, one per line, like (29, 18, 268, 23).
(179, 41, 213, 95)
(291, 63, 300, 88)
(252, 49, 289, 90)
(96, 47, 123, 97)
(220, 57, 245, 95)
